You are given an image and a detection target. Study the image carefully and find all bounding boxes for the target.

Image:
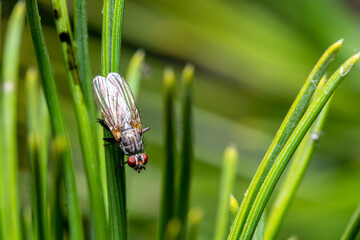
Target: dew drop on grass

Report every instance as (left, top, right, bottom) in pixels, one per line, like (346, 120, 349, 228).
(340, 66, 351, 76)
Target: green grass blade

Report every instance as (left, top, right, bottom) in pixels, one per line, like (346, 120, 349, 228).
(229, 194, 239, 227)
(22, 206, 34, 240)
(187, 208, 204, 240)
(38, 89, 50, 239)
(164, 219, 182, 240)
(51, 0, 109, 239)
(341, 201, 360, 240)
(252, 212, 265, 240)
(25, 68, 48, 240)
(240, 52, 360, 240)
(227, 39, 343, 240)
(214, 146, 238, 240)
(74, 0, 95, 121)
(101, 0, 114, 76)
(24, 0, 84, 238)
(126, 49, 145, 98)
(111, 0, 125, 73)
(265, 78, 332, 239)
(102, 0, 128, 239)
(0, 3, 25, 240)
(105, 146, 127, 240)
(175, 64, 195, 239)
(50, 137, 66, 240)
(157, 68, 176, 240)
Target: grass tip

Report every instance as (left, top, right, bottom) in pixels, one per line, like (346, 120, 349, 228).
(188, 207, 204, 224)
(164, 67, 175, 88)
(25, 67, 38, 84)
(182, 63, 195, 87)
(229, 194, 239, 212)
(224, 145, 238, 164)
(134, 48, 146, 59)
(165, 218, 182, 239)
(52, 136, 67, 154)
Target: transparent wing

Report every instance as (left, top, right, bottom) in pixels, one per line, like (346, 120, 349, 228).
(92, 73, 142, 135)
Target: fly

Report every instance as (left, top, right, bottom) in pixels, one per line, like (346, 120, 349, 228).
(92, 72, 150, 173)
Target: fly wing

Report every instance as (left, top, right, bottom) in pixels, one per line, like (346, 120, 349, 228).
(106, 73, 142, 133)
(92, 73, 142, 136)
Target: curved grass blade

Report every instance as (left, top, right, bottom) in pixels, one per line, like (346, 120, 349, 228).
(340, 201, 360, 240)
(229, 194, 239, 227)
(240, 52, 360, 240)
(0, 3, 25, 239)
(24, 0, 84, 238)
(265, 78, 332, 239)
(228, 39, 343, 240)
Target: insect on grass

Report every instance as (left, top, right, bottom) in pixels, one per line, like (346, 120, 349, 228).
(92, 72, 150, 173)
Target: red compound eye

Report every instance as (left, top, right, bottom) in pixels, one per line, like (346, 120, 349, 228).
(127, 156, 137, 168)
(142, 153, 148, 165)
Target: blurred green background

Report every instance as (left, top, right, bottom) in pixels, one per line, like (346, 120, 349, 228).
(2, 0, 360, 239)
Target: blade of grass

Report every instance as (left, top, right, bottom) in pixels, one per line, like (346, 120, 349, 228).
(265, 78, 332, 239)
(175, 64, 195, 239)
(240, 52, 360, 240)
(111, 0, 125, 73)
(51, 0, 109, 238)
(340, 201, 360, 240)
(50, 137, 66, 240)
(73, 0, 104, 205)
(22, 206, 34, 240)
(164, 219, 182, 240)
(25, 67, 48, 240)
(0, 3, 25, 240)
(24, 0, 84, 238)
(187, 208, 204, 240)
(74, 0, 95, 122)
(229, 194, 239, 227)
(157, 67, 176, 240)
(126, 49, 145, 98)
(38, 87, 50, 239)
(102, 0, 127, 239)
(101, 0, 114, 76)
(214, 146, 238, 240)
(228, 39, 343, 240)
(252, 212, 265, 240)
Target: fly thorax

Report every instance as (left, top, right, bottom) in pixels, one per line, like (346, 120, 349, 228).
(120, 129, 143, 155)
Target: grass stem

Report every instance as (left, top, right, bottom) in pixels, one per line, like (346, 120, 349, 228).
(214, 146, 238, 240)
(157, 68, 176, 240)
(175, 64, 195, 239)
(0, 3, 25, 239)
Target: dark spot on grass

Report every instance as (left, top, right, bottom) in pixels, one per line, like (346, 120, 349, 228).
(54, 9, 60, 20)
(59, 32, 70, 43)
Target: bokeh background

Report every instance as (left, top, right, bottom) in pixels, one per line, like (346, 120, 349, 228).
(3, 0, 360, 239)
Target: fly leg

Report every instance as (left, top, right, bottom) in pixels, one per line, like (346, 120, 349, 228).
(115, 152, 125, 175)
(97, 118, 110, 132)
(142, 127, 150, 134)
(103, 137, 116, 146)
